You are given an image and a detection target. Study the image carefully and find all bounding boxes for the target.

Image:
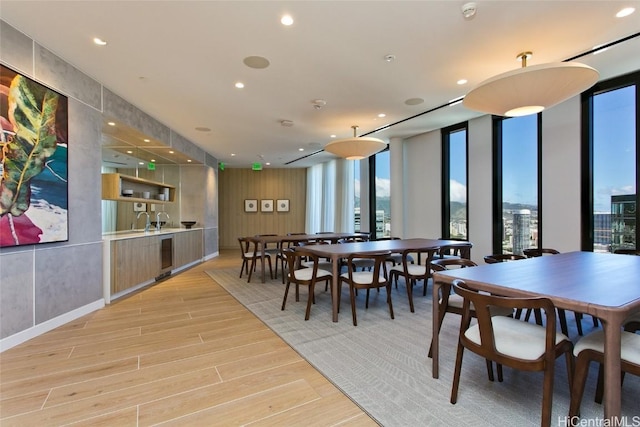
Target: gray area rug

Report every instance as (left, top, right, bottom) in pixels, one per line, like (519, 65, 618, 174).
(205, 268, 639, 426)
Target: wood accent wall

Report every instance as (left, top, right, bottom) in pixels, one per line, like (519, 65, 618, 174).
(219, 168, 307, 249)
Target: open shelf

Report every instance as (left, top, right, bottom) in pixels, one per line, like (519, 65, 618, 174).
(102, 173, 176, 203)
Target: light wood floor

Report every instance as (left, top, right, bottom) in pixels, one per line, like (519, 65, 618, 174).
(0, 250, 377, 426)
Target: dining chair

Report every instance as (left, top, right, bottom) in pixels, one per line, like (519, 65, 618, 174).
(523, 248, 560, 258)
(568, 329, 640, 417)
(340, 235, 376, 271)
(376, 237, 412, 266)
(483, 253, 527, 263)
(521, 247, 592, 336)
(613, 248, 640, 255)
(281, 248, 332, 320)
(428, 257, 513, 383)
(436, 239, 473, 261)
(483, 253, 542, 325)
(624, 312, 640, 332)
(388, 247, 439, 313)
(276, 237, 308, 284)
(339, 251, 394, 326)
(238, 237, 273, 282)
(450, 280, 574, 427)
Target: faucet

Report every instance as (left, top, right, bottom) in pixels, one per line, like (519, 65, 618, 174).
(156, 211, 170, 231)
(136, 211, 150, 232)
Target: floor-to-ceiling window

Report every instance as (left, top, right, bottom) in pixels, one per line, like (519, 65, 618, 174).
(441, 123, 468, 239)
(492, 114, 541, 255)
(582, 71, 639, 252)
(367, 148, 390, 239)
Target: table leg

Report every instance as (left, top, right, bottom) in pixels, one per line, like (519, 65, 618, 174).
(602, 315, 623, 421)
(260, 244, 266, 283)
(432, 279, 441, 378)
(331, 256, 340, 322)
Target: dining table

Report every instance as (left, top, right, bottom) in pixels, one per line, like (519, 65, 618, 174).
(248, 232, 370, 283)
(431, 251, 640, 422)
(301, 238, 470, 323)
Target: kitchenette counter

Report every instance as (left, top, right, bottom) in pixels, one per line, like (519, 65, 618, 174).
(102, 227, 204, 303)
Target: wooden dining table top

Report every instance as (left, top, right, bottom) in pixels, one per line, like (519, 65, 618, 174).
(431, 250, 640, 421)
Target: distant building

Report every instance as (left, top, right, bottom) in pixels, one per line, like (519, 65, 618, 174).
(512, 209, 531, 256)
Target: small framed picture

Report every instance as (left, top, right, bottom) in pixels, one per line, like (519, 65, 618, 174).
(261, 199, 274, 212)
(244, 199, 258, 212)
(277, 199, 290, 212)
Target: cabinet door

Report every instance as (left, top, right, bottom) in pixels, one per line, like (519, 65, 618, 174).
(111, 237, 160, 293)
(173, 230, 204, 268)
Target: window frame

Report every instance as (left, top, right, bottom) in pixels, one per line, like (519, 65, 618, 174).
(441, 121, 469, 240)
(491, 114, 543, 254)
(580, 70, 640, 251)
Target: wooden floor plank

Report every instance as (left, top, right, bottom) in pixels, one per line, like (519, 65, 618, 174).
(0, 250, 374, 425)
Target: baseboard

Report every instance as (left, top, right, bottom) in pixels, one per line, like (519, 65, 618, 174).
(0, 299, 105, 353)
(204, 251, 219, 261)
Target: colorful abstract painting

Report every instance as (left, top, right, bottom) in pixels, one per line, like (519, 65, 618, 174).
(0, 65, 69, 247)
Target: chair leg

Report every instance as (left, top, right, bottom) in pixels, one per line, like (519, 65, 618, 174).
(496, 363, 503, 382)
(405, 274, 415, 313)
(281, 281, 291, 311)
(486, 359, 495, 382)
(305, 283, 315, 321)
(557, 308, 569, 336)
(350, 284, 358, 326)
(247, 257, 255, 282)
(239, 259, 247, 278)
(386, 283, 394, 320)
(569, 354, 591, 417)
(450, 344, 465, 404)
(540, 367, 555, 427)
(575, 312, 584, 336)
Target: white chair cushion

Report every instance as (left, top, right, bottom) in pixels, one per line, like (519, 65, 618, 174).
(464, 316, 569, 361)
(341, 271, 386, 285)
(245, 251, 269, 258)
(389, 264, 427, 276)
(573, 330, 640, 365)
(293, 267, 332, 281)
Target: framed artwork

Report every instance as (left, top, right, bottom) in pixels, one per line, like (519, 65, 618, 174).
(244, 199, 258, 212)
(0, 64, 69, 247)
(277, 199, 289, 212)
(261, 199, 274, 212)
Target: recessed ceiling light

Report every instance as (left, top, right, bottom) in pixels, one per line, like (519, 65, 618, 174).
(107, 121, 115, 126)
(231, 153, 236, 157)
(298, 148, 304, 152)
(266, 162, 271, 166)
(235, 82, 245, 89)
(378, 113, 386, 118)
(93, 37, 107, 46)
(195, 126, 211, 132)
(143, 138, 150, 142)
(169, 150, 174, 154)
(151, 159, 156, 162)
(330, 134, 337, 138)
(457, 79, 468, 85)
(138, 162, 144, 165)
(187, 159, 192, 163)
(126, 150, 133, 154)
(616, 7, 635, 18)
(281, 14, 294, 26)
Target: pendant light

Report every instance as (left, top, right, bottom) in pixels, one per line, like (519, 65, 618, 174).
(324, 125, 387, 160)
(463, 52, 599, 117)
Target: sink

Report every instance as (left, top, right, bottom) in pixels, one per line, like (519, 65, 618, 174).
(181, 221, 196, 229)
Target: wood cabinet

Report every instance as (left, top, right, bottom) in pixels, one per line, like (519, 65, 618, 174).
(102, 173, 176, 204)
(174, 229, 204, 267)
(111, 235, 160, 294)
(106, 229, 204, 300)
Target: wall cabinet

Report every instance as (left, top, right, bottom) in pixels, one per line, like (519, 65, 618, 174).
(102, 173, 176, 203)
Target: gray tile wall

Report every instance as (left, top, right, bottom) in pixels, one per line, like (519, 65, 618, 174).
(0, 20, 219, 343)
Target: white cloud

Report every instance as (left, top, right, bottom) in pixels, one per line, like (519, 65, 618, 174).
(376, 177, 391, 197)
(450, 179, 466, 203)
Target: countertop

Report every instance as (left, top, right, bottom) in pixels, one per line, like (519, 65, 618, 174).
(102, 227, 203, 241)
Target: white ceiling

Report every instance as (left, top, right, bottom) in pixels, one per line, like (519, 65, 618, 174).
(2, 1, 639, 168)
